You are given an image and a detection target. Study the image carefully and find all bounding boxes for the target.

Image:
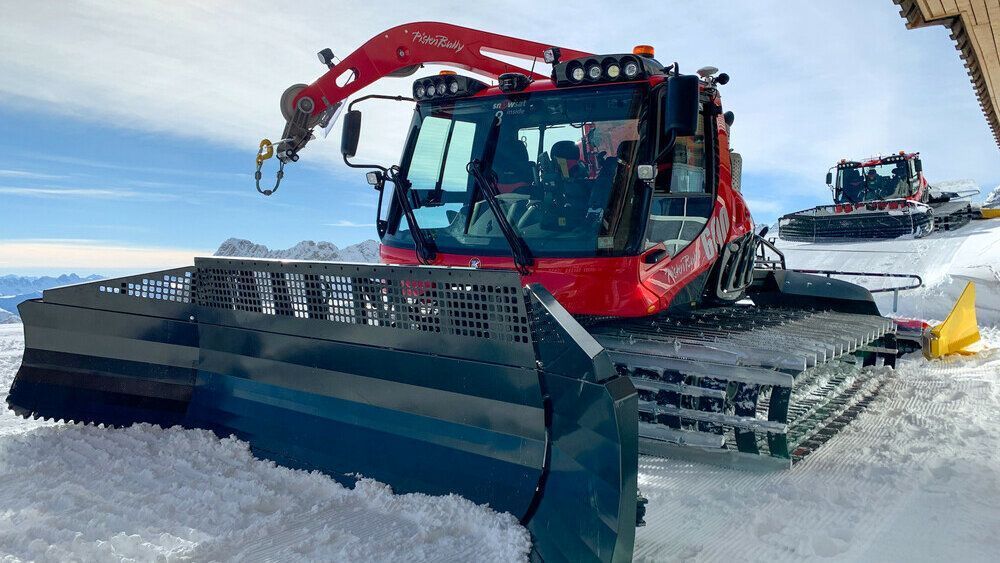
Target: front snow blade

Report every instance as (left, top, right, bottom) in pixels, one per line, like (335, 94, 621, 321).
(8, 259, 638, 563)
(778, 202, 933, 241)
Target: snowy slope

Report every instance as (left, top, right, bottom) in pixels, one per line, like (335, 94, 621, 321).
(985, 184, 1000, 208)
(774, 220, 1000, 325)
(215, 238, 380, 263)
(0, 325, 530, 562)
(928, 178, 980, 198)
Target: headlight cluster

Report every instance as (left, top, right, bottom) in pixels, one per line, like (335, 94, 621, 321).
(552, 54, 659, 87)
(412, 73, 487, 101)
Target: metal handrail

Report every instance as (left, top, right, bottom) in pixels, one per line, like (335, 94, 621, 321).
(785, 269, 923, 313)
(754, 234, 786, 270)
(752, 232, 923, 312)
(785, 269, 922, 293)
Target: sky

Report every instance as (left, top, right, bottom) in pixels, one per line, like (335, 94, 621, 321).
(1, 0, 997, 275)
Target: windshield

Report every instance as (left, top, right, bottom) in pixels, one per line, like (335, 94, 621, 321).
(835, 160, 914, 203)
(383, 84, 647, 257)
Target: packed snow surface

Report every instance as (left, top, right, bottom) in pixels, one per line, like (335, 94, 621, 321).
(0, 326, 530, 562)
(3, 330, 1000, 561)
(635, 328, 1000, 561)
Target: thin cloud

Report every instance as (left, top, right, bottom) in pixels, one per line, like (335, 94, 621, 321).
(0, 239, 210, 271)
(0, 169, 66, 180)
(0, 186, 180, 201)
(327, 220, 375, 228)
(743, 198, 788, 216)
(11, 152, 249, 180)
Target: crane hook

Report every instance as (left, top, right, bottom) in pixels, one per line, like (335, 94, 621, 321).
(254, 138, 284, 196)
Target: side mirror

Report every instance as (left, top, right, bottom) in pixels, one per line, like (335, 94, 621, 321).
(341, 110, 362, 158)
(664, 74, 701, 138)
(825, 171, 833, 186)
(914, 159, 922, 173)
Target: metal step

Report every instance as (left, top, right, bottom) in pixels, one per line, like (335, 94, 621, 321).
(587, 306, 896, 468)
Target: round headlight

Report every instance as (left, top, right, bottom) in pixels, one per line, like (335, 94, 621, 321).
(448, 80, 459, 94)
(415, 85, 426, 98)
(586, 63, 602, 80)
(423, 81, 435, 97)
(436, 81, 447, 95)
(623, 60, 640, 78)
(606, 63, 621, 79)
(570, 65, 585, 82)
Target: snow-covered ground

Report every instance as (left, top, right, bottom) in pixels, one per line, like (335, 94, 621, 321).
(3, 328, 999, 561)
(773, 220, 1000, 325)
(2, 223, 999, 561)
(635, 327, 1000, 561)
(0, 326, 529, 562)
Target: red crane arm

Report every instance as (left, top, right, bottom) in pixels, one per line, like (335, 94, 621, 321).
(296, 21, 590, 117)
(261, 22, 591, 178)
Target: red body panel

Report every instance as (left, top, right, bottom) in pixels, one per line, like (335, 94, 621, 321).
(381, 246, 658, 316)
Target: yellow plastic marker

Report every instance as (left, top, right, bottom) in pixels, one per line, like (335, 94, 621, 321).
(981, 207, 1000, 219)
(923, 281, 980, 359)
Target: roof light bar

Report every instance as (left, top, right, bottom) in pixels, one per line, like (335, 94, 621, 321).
(412, 74, 488, 101)
(551, 54, 662, 87)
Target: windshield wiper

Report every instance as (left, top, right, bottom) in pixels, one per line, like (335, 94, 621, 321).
(386, 166, 437, 264)
(466, 113, 533, 274)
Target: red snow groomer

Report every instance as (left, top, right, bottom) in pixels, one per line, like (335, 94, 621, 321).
(779, 152, 977, 241)
(10, 22, 906, 562)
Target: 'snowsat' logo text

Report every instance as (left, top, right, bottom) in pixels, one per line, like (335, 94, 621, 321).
(411, 31, 465, 53)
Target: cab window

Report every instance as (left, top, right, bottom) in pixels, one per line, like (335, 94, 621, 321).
(406, 115, 477, 228)
(644, 106, 713, 256)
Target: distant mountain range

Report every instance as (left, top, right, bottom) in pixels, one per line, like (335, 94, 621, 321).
(0, 240, 382, 324)
(0, 274, 104, 322)
(214, 238, 380, 263)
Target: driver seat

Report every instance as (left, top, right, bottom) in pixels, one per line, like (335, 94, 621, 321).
(841, 169, 863, 202)
(550, 140, 586, 180)
(492, 140, 534, 194)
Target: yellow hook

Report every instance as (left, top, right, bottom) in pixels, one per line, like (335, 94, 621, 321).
(256, 139, 274, 166)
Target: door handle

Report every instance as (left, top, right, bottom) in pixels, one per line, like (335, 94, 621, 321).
(643, 248, 668, 265)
